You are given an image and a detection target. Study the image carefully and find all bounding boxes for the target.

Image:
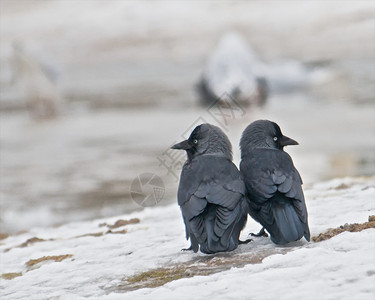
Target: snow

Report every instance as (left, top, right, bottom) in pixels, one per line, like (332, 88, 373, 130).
(1, 177, 374, 299)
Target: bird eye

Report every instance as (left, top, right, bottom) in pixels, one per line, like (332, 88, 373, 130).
(273, 137, 278, 141)
(193, 139, 198, 144)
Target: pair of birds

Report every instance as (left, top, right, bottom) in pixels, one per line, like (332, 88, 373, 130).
(171, 120, 310, 254)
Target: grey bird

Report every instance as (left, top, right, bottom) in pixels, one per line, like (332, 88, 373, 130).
(171, 124, 249, 254)
(239, 120, 310, 245)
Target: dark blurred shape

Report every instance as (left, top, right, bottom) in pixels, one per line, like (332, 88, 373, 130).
(197, 32, 268, 107)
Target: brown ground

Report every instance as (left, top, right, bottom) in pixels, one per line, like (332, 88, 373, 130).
(1, 272, 22, 280)
(3, 218, 140, 252)
(100, 218, 140, 229)
(26, 254, 73, 267)
(312, 215, 375, 242)
(0, 233, 9, 240)
(109, 248, 288, 293)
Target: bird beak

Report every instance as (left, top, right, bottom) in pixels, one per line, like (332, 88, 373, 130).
(171, 139, 192, 150)
(280, 135, 299, 147)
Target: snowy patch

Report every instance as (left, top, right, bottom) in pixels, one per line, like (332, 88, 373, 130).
(0, 177, 374, 299)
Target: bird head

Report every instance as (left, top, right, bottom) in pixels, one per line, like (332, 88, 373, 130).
(240, 120, 298, 155)
(171, 123, 232, 161)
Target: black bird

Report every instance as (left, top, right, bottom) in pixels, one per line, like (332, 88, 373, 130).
(239, 120, 310, 245)
(172, 124, 249, 254)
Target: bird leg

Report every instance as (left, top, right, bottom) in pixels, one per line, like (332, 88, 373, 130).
(250, 227, 269, 237)
(239, 238, 253, 244)
(181, 245, 193, 251)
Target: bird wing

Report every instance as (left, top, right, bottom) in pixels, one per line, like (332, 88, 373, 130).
(240, 149, 308, 224)
(178, 155, 246, 252)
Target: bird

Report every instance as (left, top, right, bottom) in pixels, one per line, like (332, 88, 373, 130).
(197, 32, 268, 107)
(171, 123, 250, 254)
(239, 120, 310, 245)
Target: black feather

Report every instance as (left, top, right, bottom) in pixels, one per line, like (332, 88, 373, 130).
(240, 121, 310, 245)
(178, 154, 248, 253)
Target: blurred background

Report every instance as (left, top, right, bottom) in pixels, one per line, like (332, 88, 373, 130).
(0, 0, 374, 234)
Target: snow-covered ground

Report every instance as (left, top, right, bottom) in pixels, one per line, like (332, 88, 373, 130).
(1, 177, 374, 299)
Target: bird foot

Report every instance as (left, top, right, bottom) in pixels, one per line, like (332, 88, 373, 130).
(250, 228, 269, 238)
(239, 238, 253, 244)
(181, 245, 193, 251)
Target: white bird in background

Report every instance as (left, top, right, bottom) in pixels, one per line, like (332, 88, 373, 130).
(10, 42, 63, 120)
(197, 32, 327, 107)
(197, 32, 268, 107)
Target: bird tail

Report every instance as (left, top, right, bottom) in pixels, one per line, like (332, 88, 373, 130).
(271, 197, 306, 244)
(220, 197, 248, 251)
(201, 198, 247, 254)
